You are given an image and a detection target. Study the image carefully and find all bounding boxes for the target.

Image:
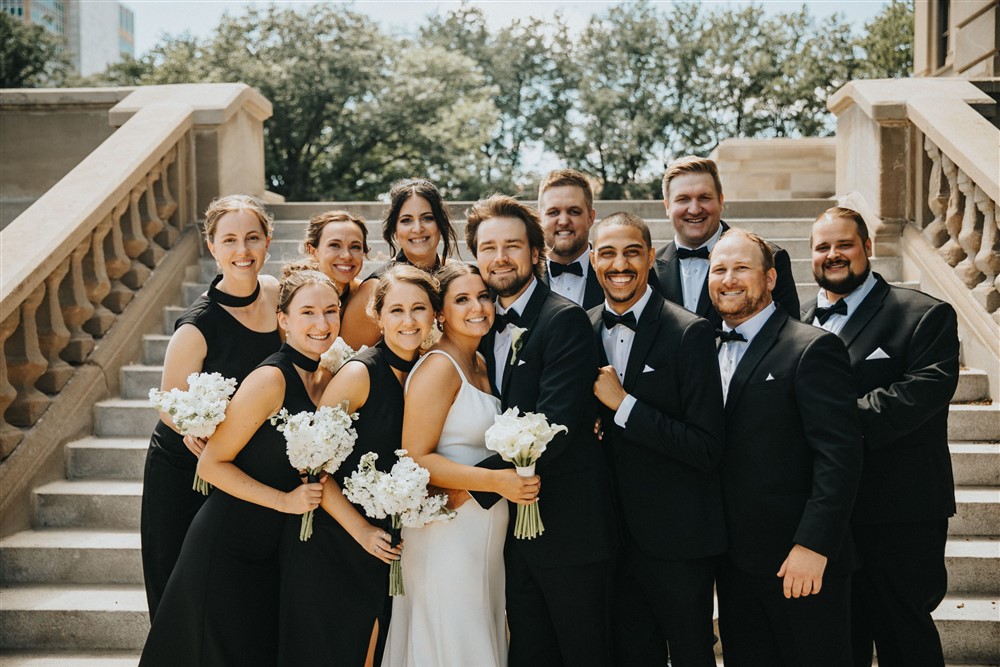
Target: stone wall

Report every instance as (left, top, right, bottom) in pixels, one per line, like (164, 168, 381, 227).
(914, 0, 999, 78)
(708, 137, 836, 200)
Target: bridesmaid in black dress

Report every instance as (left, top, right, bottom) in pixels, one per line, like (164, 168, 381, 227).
(278, 264, 440, 667)
(141, 195, 280, 619)
(140, 268, 340, 666)
(342, 178, 457, 348)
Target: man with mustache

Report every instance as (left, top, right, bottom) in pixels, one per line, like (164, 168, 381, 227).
(803, 207, 959, 667)
(588, 212, 725, 666)
(651, 156, 800, 328)
(710, 227, 862, 667)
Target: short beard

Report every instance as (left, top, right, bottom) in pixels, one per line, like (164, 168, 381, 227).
(714, 291, 771, 324)
(489, 270, 533, 299)
(816, 262, 871, 296)
(550, 236, 588, 261)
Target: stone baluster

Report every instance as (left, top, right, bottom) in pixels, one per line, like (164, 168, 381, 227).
(5, 284, 50, 427)
(156, 147, 180, 246)
(60, 238, 96, 363)
(140, 168, 166, 266)
(954, 171, 985, 288)
(923, 139, 951, 247)
(971, 188, 1000, 315)
(83, 217, 116, 337)
(1, 309, 23, 458)
(36, 258, 73, 394)
(937, 154, 966, 267)
(122, 185, 152, 290)
(103, 198, 134, 314)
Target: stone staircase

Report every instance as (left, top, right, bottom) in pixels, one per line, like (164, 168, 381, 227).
(1, 201, 997, 665)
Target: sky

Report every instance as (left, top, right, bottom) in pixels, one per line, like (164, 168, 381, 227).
(124, 0, 893, 56)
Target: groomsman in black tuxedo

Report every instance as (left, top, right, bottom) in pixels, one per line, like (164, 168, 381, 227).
(538, 169, 605, 309)
(803, 207, 959, 667)
(651, 156, 800, 327)
(465, 194, 616, 667)
(588, 212, 726, 666)
(709, 228, 863, 667)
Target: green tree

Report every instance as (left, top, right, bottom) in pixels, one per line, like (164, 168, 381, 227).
(0, 11, 71, 87)
(855, 0, 913, 78)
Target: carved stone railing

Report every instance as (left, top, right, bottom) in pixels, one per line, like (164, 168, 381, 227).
(828, 78, 1000, 399)
(0, 84, 272, 532)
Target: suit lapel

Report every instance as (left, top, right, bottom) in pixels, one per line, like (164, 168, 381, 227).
(480, 330, 499, 397)
(725, 309, 786, 417)
(837, 274, 890, 348)
(653, 245, 683, 306)
(500, 280, 548, 405)
(802, 300, 818, 324)
(697, 220, 730, 316)
(583, 266, 604, 309)
(622, 292, 662, 391)
(589, 307, 610, 367)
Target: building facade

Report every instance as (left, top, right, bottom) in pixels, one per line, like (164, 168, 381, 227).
(914, 0, 999, 77)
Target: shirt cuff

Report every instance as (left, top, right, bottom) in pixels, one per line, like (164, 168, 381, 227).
(614, 394, 637, 428)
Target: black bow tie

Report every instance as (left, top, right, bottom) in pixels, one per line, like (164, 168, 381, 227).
(494, 309, 520, 333)
(676, 246, 710, 260)
(549, 261, 583, 278)
(602, 310, 637, 331)
(814, 300, 848, 324)
(715, 329, 747, 343)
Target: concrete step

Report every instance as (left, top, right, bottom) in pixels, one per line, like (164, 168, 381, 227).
(195, 258, 387, 286)
(945, 536, 1000, 595)
(955, 369, 992, 403)
(0, 530, 141, 585)
(790, 256, 901, 284)
(161, 306, 183, 335)
(120, 365, 162, 400)
(33, 480, 142, 530)
(949, 486, 1000, 536)
(933, 595, 1000, 664)
(0, 585, 148, 650)
(951, 443, 1000, 486)
(0, 651, 141, 666)
(141, 334, 169, 366)
(66, 437, 147, 480)
(93, 399, 158, 439)
(949, 404, 1000, 441)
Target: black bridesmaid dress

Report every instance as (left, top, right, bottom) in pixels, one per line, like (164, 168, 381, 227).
(141, 276, 280, 619)
(277, 342, 406, 667)
(139, 343, 311, 667)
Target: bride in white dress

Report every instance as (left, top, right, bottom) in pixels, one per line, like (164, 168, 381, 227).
(381, 264, 541, 667)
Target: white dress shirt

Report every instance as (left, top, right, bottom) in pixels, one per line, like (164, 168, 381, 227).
(601, 286, 653, 428)
(813, 270, 878, 335)
(676, 225, 724, 312)
(547, 252, 591, 307)
(493, 277, 538, 395)
(718, 302, 776, 404)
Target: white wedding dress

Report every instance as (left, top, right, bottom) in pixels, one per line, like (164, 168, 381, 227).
(381, 350, 508, 667)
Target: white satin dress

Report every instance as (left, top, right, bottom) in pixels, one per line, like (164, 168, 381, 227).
(381, 350, 508, 667)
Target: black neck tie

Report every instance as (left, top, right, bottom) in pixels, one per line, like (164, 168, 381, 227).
(676, 246, 710, 260)
(715, 329, 746, 343)
(602, 310, 637, 331)
(549, 261, 583, 278)
(814, 299, 848, 324)
(494, 309, 520, 333)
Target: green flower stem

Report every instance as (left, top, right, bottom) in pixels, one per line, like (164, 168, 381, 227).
(389, 514, 405, 595)
(192, 473, 212, 496)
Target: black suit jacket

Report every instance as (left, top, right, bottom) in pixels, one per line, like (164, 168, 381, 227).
(475, 280, 616, 568)
(542, 255, 605, 310)
(589, 292, 727, 560)
(802, 274, 959, 526)
(650, 220, 800, 328)
(720, 309, 862, 577)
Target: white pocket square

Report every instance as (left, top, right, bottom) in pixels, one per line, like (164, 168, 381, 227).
(765, 373, 775, 381)
(517, 359, 527, 366)
(643, 365, 655, 373)
(866, 347, 890, 360)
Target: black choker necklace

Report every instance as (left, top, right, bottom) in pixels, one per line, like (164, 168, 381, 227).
(395, 250, 441, 272)
(281, 342, 319, 372)
(377, 340, 417, 373)
(209, 275, 260, 308)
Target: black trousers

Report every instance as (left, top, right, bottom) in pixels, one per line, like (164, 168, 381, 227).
(717, 556, 852, 667)
(505, 543, 612, 667)
(612, 546, 718, 667)
(851, 520, 948, 667)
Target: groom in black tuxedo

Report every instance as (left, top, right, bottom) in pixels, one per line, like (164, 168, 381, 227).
(709, 228, 863, 667)
(588, 212, 726, 667)
(465, 194, 616, 666)
(803, 207, 959, 667)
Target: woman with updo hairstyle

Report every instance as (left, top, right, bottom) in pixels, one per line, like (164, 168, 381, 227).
(140, 194, 281, 620)
(302, 209, 371, 348)
(279, 264, 440, 667)
(343, 178, 457, 347)
(140, 265, 341, 666)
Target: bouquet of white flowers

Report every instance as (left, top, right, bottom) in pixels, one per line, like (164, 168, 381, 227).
(149, 372, 238, 495)
(271, 402, 359, 541)
(319, 337, 367, 375)
(484, 407, 567, 539)
(342, 449, 454, 595)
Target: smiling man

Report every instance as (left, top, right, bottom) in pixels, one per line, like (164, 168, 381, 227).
(651, 156, 800, 328)
(709, 227, 862, 667)
(803, 207, 959, 667)
(588, 212, 725, 667)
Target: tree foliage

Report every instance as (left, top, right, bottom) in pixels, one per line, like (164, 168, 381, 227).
(0, 11, 71, 88)
(855, 0, 913, 78)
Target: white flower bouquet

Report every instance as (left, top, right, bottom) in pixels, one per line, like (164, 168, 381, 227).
(342, 449, 455, 595)
(319, 337, 367, 375)
(149, 372, 238, 495)
(271, 402, 359, 541)
(484, 407, 567, 539)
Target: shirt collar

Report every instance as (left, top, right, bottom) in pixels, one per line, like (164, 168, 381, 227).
(723, 301, 776, 345)
(816, 270, 878, 315)
(603, 285, 653, 323)
(497, 276, 537, 316)
(674, 223, 724, 252)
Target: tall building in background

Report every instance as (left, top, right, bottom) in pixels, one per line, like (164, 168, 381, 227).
(1, 0, 134, 76)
